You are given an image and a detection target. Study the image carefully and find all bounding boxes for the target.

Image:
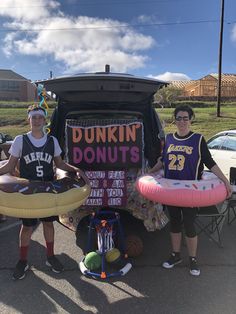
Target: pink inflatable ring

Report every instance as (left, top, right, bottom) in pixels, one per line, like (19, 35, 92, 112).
(135, 171, 227, 207)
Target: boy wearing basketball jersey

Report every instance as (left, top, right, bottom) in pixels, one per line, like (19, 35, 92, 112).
(150, 105, 231, 276)
(0, 105, 80, 280)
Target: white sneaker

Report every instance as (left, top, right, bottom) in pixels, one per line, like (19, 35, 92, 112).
(189, 257, 200, 276)
(162, 253, 182, 269)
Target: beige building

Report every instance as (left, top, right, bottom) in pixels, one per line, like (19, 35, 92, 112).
(0, 69, 37, 101)
(170, 74, 236, 99)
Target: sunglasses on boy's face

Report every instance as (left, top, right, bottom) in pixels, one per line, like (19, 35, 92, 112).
(175, 116, 190, 121)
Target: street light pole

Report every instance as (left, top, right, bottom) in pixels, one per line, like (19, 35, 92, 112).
(216, 0, 225, 117)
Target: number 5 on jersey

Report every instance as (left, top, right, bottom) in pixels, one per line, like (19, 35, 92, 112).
(36, 165, 44, 177)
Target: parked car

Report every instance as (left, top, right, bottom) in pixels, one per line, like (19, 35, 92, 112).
(207, 130, 236, 180)
(38, 70, 167, 232)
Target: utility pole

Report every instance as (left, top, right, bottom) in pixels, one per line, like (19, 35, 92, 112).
(216, 0, 225, 117)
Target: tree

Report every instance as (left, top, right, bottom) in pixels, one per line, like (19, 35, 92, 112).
(154, 85, 183, 107)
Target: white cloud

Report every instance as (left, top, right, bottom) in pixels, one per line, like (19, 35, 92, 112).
(2, 32, 18, 57)
(136, 14, 160, 25)
(149, 71, 191, 81)
(0, 0, 60, 21)
(231, 24, 236, 43)
(0, 0, 155, 73)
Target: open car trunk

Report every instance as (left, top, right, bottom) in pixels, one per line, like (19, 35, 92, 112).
(37, 72, 168, 232)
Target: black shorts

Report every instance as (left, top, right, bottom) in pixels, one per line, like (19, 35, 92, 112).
(167, 206, 198, 237)
(21, 216, 58, 227)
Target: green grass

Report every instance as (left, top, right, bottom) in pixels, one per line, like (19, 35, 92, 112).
(156, 105, 236, 140)
(0, 108, 54, 138)
(0, 104, 235, 140)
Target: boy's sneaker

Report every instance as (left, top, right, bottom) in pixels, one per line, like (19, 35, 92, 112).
(46, 255, 64, 273)
(162, 252, 182, 269)
(12, 260, 29, 280)
(189, 257, 200, 276)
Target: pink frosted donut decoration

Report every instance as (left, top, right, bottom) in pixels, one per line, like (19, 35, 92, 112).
(135, 171, 227, 207)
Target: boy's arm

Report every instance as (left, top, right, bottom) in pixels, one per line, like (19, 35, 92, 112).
(53, 155, 80, 173)
(0, 156, 19, 175)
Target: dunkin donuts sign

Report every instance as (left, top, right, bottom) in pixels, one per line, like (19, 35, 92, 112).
(66, 120, 144, 170)
(65, 119, 144, 206)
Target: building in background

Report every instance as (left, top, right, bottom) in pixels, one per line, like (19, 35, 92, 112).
(170, 73, 236, 100)
(0, 69, 37, 101)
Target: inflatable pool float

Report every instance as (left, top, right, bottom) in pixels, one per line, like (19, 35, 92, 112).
(0, 167, 91, 218)
(135, 171, 227, 207)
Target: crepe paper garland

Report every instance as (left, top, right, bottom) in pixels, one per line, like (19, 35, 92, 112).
(37, 84, 49, 114)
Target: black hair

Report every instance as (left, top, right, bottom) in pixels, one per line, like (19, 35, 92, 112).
(173, 105, 195, 120)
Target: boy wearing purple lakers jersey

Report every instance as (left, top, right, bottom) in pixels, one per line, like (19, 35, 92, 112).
(150, 105, 232, 276)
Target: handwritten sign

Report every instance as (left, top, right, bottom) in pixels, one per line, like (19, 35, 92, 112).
(84, 170, 127, 207)
(66, 120, 144, 170)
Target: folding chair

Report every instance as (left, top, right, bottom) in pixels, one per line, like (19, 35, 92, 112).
(227, 197, 236, 225)
(227, 167, 236, 225)
(195, 201, 228, 247)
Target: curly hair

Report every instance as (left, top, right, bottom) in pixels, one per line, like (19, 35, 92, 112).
(27, 104, 46, 116)
(173, 105, 195, 120)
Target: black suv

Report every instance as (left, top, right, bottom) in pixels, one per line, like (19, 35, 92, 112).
(39, 71, 166, 231)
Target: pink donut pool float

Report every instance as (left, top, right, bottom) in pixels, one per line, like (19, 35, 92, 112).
(135, 171, 227, 207)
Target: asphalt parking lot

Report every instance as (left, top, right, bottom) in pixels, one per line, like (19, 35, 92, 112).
(1, 211, 236, 314)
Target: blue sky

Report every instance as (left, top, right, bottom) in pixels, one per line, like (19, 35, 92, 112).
(0, 0, 236, 82)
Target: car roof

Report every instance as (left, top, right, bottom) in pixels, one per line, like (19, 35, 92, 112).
(213, 130, 236, 136)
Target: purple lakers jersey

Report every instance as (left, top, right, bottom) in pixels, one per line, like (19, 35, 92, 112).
(163, 133, 202, 180)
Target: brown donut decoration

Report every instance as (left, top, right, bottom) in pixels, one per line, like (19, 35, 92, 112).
(0, 168, 91, 218)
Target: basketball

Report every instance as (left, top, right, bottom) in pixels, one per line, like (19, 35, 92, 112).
(125, 235, 143, 257)
(84, 251, 102, 270)
(105, 248, 121, 263)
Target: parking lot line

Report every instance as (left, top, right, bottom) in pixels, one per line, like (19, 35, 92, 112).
(0, 221, 21, 233)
